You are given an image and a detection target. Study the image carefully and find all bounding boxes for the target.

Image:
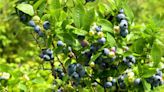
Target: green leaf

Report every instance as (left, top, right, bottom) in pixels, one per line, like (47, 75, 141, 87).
(82, 9, 95, 30)
(90, 53, 101, 63)
(72, 29, 88, 35)
(140, 65, 156, 78)
(32, 77, 45, 84)
(123, 4, 134, 23)
(0, 64, 11, 72)
(132, 38, 146, 54)
(33, 0, 46, 10)
(18, 83, 27, 91)
(72, 4, 85, 28)
(106, 33, 116, 47)
(97, 19, 113, 33)
(143, 80, 151, 92)
(151, 42, 162, 66)
(16, 4, 34, 16)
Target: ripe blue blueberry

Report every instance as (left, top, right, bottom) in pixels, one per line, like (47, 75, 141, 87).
(28, 20, 35, 27)
(46, 49, 53, 55)
(79, 69, 85, 77)
(103, 48, 110, 55)
(119, 20, 128, 30)
(120, 29, 128, 37)
(34, 25, 41, 33)
(72, 72, 79, 80)
(123, 57, 128, 63)
(119, 82, 126, 89)
(156, 70, 162, 77)
(118, 75, 125, 83)
(57, 40, 64, 46)
(95, 26, 102, 32)
(67, 64, 76, 76)
(117, 13, 126, 22)
(104, 82, 112, 88)
(134, 78, 141, 85)
(154, 75, 162, 82)
(119, 9, 124, 13)
(43, 21, 50, 30)
(112, 79, 117, 85)
(38, 31, 44, 37)
(20, 15, 27, 22)
(43, 54, 51, 61)
(98, 37, 106, 44)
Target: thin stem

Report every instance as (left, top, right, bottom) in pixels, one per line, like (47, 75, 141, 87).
(51, 42, 67, 73)
(31, 32, 42, 50)
(50, 60, 57, 79)
(56, 54, 67, 73)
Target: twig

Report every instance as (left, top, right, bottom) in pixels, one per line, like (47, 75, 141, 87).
(50, 60, 57, 79)
(56, 54, 67, 73)
(30, 32, 42, 50)
(51, 42, 67, 73)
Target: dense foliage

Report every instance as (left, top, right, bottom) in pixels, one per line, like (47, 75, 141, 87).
(0, 0, 164, 92)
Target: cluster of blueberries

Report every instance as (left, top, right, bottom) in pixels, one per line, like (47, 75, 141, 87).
(89, 24, 106, 44)
(28, 16, 50, 37)
(104, 78, 117, 88)
(40, 49, 54, 61)
(67, 63, 85, 85)
(117, 74, 127, 89)
(146, 69, 163, 88)
(116, 9, 129, 37)
(123, 55, 136, 67)
(117, 71, 141, 89)
(55, 68, 65, 80)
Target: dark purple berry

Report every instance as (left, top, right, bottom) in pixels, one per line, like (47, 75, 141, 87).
(43, 21, 50, 30)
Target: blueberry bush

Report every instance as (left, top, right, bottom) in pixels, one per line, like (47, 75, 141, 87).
(1, 0, 164, 92)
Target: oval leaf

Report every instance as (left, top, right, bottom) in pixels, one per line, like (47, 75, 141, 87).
(16, 4, 34, 16)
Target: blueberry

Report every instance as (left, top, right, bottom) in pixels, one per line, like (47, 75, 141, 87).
(43, 21, 50, 30)
(119, 82, 126, 89)
(127, 62, 133, 67)
(111, 47, 116, 52)
(57, 40, 64, 46)
(134, 78, 141, 85)
(120, 29, 128, 37)
(123, 58, 127, 63)
(67, 64, 76, 76)
(154, 75, 162, 82)
(28, 20, 35, 27)
(103, 48, 110, 55)
(95, 26, 102, 32)
(156, 70, 162, 77)
(80, 40, 89, 47)
(34, 25, 41, 33)
(90, 45, 96, 52)
(117, 14, 126, 22)
(46, 49, 53, 55)
(38, 31, 44, 37)
(20, 15, 27, 22)
(98, 37, 106, 44)
(92, 82, 98, 87)
(43, 54, 51, 61)
(119, 20, 128, 30)
(112, 79, 117, 85)
(79, 69, 85, 77)
(104, 82, 112, 88)
(118, 75, 125, 83)
(72, 72, 79, 80)
(119, 9, 124, 13)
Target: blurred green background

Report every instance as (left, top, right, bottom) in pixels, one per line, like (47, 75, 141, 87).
(0, 0, 164, 91)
